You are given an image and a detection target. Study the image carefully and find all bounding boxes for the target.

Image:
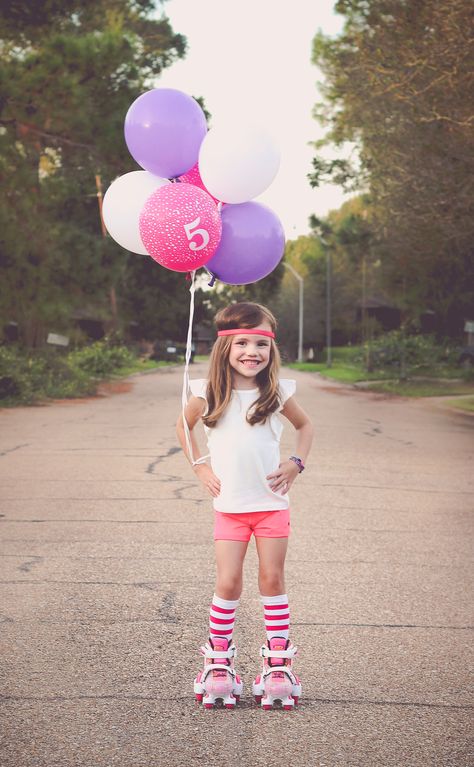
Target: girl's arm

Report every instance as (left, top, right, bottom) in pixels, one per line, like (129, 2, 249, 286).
(176, 396, 221, 498)
(266, 396, 314, 494)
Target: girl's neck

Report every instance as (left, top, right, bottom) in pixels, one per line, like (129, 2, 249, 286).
(231, 372, 258, 390)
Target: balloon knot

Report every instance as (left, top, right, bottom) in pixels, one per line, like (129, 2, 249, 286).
(185, 271, 192, 281)
(208, 274, 216, 288)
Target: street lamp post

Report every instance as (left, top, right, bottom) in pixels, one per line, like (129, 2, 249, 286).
(326, 245, 332, 368)
(284, 262, 304, 363)
(319, 237, 332, 368)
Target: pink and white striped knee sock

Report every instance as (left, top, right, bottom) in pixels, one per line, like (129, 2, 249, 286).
(261, 593, 290, 640)
(209, 594, 239, 641)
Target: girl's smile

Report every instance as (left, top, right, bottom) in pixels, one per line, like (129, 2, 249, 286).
(228, 323, 272, 388)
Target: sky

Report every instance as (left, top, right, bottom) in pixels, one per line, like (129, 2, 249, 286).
(157, 0, 347, 239)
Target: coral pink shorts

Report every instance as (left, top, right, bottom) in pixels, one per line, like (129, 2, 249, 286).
(214, 508, 290, 542)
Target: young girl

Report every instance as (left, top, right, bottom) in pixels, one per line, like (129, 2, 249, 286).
(176, 301, 313, 710)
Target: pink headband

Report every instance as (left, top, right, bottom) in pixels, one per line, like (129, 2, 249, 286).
(217, 328, 275, 339)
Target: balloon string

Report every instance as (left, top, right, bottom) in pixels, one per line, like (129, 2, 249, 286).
(181, 270, 209, 466)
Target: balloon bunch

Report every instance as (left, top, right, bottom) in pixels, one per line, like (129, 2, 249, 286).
(103, 88, 285, 285)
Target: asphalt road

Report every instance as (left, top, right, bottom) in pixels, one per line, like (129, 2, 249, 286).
(1, 363, 473, 767)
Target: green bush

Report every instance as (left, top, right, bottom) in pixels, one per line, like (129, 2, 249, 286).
(68, 339, 135, 376)
(355, 331, 459, 373)
(0, 346, 94, 404)
(0, 340, 136, 405)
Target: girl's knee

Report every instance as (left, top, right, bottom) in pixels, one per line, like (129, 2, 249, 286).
(215, 576, 243, 601)
(258, 569, 285, 595)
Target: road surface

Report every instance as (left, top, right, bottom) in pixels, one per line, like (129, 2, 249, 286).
(1, 363, 473, 766)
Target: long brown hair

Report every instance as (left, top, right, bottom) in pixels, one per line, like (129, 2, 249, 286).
(203, 302, 281, 428)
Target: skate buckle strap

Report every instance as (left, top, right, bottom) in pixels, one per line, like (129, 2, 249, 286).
(200, 664, 237, 685)
(262, 664, 298, 686)
(259, 644, 298, 660)
(200, 642, 237, 660)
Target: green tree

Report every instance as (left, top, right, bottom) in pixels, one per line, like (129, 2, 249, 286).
(201, 265, 285, 333)
(0, 0, 186, 346)
(310, 0, 474, 336)
(272, 236, 325, 359)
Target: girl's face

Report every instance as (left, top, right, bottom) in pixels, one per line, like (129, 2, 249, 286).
(228, 322, 273, 388)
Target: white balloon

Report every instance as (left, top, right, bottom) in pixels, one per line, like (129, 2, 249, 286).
(199, 124, 280, 204)
(102, 171, 170, 254)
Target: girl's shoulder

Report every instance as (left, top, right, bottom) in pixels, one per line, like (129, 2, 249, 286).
(278, 378, 296, 409)
(189, 378, 208, 400)
(189, 378, 295, 405)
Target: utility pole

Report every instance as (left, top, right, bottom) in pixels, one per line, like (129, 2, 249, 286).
(326, 245, 332, 368)
(95, 174, 118, 331)
(283, 262, 304, 363)
(319, 237, 332, 368)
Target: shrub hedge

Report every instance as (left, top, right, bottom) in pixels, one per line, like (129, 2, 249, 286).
(0, 339, 136, 405)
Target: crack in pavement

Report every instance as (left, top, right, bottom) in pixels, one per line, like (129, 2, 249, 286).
(1, 519, 194, 524)
(0, 443, 29, 457)
(0, 579, 198, 586)
(319, 483, 474, 495)
(146, 447, 181, 474)
(17, 556, 43, 573)
(293, 621, 474, 631)
(0, 693, 471, 710)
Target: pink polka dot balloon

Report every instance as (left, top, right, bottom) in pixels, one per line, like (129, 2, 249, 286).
(178, 162, 220, 204)
(139, 183, 222, 272)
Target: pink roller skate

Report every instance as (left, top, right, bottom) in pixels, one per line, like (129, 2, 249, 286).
(252, 637, 301, 710)
(194, 636, 243, 709)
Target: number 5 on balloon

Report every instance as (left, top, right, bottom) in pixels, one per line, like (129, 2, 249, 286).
(183, 217, 210, 251)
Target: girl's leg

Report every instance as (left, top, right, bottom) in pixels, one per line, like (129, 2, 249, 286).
(215, 539, 249, 600)
(209, 539, 248, 640)
(253, 537, 301, 710)
(255, 537, 290, 640)
(196, 540, 248, 708)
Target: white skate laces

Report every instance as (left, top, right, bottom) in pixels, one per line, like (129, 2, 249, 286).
(194, 637, 243, 709)
(252, 637, 302, 710)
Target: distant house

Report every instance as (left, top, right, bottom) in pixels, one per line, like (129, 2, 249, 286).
(70, 307, 108, 340)
(193, 323, 213, 355)
(355, 296, 401, 331)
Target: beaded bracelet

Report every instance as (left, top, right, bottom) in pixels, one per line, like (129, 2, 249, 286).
(289, 455, 305, 473)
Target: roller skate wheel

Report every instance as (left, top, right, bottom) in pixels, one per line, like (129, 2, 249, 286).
(293, 696, 299, 706)
(225, 703, 235, 709)
(204, 703, 214, 710)
(195, 693, 203, 703)
(283, 704, 293, 710)
(254, 695, 262, 704)
(262, 704, 273, 711)
(234, 695, 240, 702)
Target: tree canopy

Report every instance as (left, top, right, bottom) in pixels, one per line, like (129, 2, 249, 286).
(0, 0, 199, 346)
(310, 0, 474, 336)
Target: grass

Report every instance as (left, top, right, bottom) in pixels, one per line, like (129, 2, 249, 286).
(444, 396, 474, 412)
(363, 380, 474, 397)
(288, 357, 394, 383)
(288, 348, 474, 398)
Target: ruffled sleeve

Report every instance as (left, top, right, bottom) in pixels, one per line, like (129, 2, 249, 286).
(189, 378, 208, 401)
(278, 379, 296, 411)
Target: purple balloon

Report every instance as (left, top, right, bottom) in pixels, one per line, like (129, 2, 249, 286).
(124, 88, 207, 178)
(205, 202, 285, 285)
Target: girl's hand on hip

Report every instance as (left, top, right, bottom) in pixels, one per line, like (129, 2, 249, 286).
(267, 460, 300, 494)
(194, 464, 221, 497)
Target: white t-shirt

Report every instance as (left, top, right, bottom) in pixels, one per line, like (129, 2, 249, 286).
(189, 378, 296, 514)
